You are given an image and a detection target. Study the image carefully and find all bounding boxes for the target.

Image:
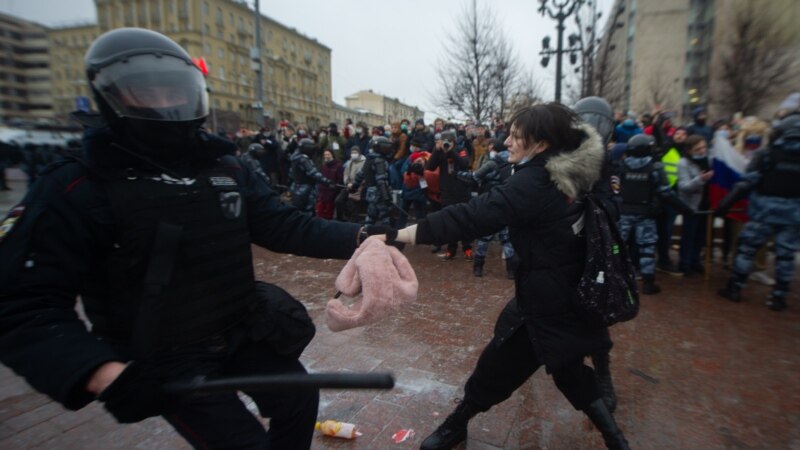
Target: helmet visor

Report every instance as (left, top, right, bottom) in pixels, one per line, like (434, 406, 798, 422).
(92, 54, 208, 121)
(579, 112, 614, 143)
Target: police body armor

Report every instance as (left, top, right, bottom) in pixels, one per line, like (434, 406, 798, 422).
(363, 154, 390, 203)
(758, 147, 800, 198)
(619, 161, 658, 216)
(290, 154, 316, 185)
(81, 164, 255, 351)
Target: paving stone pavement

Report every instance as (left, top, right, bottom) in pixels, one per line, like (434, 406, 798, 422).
(0, 192, 798, 448)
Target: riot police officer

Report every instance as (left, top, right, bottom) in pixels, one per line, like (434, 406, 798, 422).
(717, 112, 800, 311)
(239, 142, 270, 186)
(0, 28, 368, 449)
(349, 136, 395, 225)
(289, 138, 335, 214)
(617, 134, 693, 294)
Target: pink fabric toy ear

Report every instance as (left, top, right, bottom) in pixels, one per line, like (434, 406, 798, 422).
(325, 236, 418, 332)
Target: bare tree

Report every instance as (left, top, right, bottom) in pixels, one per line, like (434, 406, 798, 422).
(433, 0, 524, 123)
(506, 70, 545, 114)
(592, 2, 626, 106)
(489, 34, 522, 121)
(718, 0, 798, 115)
(636, 63, 680, 114)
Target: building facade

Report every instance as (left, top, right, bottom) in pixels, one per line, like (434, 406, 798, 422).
(598, 0, 799, 121)
(331, 102, 384, 129)
(344, 90, 424, 125)
(47, 0, 333, 131)
(0, 13, 53, 123)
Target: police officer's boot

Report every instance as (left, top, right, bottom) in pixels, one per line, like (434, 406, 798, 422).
(591, 350, 617, 413)
(420, 400, 481, 450)
(642, 274, 661, 295)
(583, 399, 631, 450)
(767, 282, 789, 311)
(717, 279, 742, 302)
(473, 256, 485, 277)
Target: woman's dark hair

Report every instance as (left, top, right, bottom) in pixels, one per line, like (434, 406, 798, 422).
(684, 134, 706, 152)
(508, 103, 584, 152)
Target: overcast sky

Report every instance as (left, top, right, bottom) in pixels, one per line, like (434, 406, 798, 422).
(1, 0, 612, 119)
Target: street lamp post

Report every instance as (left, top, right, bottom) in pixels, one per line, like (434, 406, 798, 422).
(538, 0, 583, 103)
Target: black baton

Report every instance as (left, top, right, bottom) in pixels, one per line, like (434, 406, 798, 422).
(164, 372, 395, 396)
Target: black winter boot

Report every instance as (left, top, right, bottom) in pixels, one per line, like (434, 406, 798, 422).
(420, 400, 481, 450)
(583, 399, 630, 450)
(717, 280, 742, 302)
(766, 296, 787, 311)
(473, 256, 485, 277)
(591, 351, 617, 413)
(642, 274, 661, 295)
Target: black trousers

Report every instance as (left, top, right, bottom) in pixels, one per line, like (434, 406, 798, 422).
(464, 324, 600, 412)
(162, 330, 318, 449)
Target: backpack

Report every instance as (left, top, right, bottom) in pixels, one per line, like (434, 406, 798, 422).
(574, 193, 639, 326)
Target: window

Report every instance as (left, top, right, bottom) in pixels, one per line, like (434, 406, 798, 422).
(203, 42, 211, 54)
(229, 12, 234, 26)
(218, 47, 224, 58)
(203, 1, 209, 15)
(218, 67, 225, 79)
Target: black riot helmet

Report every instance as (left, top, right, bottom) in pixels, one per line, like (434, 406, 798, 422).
(574, 96, 614, 144)
(247, 143, 265, 155)
(85, 28, 209, 154)
(298, 138, 317, 156)
(626, 134, 656, 157)
(772, 112, 800, 145)
(371, 136, 394, 157)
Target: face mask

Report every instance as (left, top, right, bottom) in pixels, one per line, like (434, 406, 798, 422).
(623, 119, 635, 127)
(356, 128, 363, 135)
(324, 157, 333, 163)
(692, 154, 706, 160)
(489, 150, 497, 159)
(717, 130, 730, 139)
(384, 131, 391, 137)
(319, 132, 327, 139)
(401, 124, 408, 131)
(351, 152, 360, 160)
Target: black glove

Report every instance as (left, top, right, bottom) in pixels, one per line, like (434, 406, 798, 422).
(408, 163, 424, 176)
(98, 361, 182, 423)
(362, 225, 405, 251)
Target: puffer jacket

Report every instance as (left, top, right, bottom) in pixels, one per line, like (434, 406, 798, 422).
(415, 124, 612, 372)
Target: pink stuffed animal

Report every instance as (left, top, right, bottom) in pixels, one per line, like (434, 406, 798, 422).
(325, 236, 418, 332)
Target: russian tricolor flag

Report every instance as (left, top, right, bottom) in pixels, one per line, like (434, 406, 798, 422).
(709, 132, 749, 221)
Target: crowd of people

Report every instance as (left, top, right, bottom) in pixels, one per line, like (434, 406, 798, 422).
(222, 92, 800, 305)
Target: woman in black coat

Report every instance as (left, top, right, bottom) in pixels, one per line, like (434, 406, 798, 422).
(391, 104, 630, 450)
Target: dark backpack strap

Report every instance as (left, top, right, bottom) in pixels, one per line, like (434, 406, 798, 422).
(131, 221, 183, 359)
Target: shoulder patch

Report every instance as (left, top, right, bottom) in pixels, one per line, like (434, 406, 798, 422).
(0, 205, 25, 245)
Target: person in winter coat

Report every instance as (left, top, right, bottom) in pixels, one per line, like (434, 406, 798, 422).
(456, 141, 516, 278)
(613, 115, 642, 144)
(655, 127, 687, 274)
(397, 147, 431, 229)
(389, 122, 410, 189)
(686, 107, 713, 144)
(337, 146, 367, 222)
(345, 121, 371, 156)
(316, 149, 343, 219)
(426, 130, 473, 260)
(411, 118, 434, 152)
(388, 103, 630, 450)
(290, 138, 335, 214)
(677, 134, 714, 275)
(320, 122, 346, 161)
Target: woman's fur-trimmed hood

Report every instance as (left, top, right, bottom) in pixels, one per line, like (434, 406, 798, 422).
(544, 123, 605, 199)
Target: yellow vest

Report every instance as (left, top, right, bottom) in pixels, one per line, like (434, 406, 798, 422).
(661, 148, 681, 187)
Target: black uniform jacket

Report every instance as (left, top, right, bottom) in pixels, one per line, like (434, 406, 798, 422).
(0, 127, 361, 410)
(416, 125, 613, 372)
